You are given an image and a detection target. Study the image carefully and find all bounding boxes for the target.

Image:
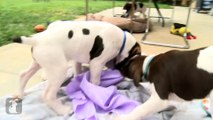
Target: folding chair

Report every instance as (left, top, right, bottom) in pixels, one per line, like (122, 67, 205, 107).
(141, 0, 191, 49)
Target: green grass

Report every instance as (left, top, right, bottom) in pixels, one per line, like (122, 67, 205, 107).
(0, 0, 171, 46)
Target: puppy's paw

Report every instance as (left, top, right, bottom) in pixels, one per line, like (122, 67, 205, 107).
(12, 93, 24, 102)
(12, 93, 24, 100)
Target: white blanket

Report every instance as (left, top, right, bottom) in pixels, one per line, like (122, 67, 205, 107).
(0, 78, 211, 120)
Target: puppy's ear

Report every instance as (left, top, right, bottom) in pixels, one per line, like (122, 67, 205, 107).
(139, 2, 144, 8)
(131, 68, 142, 87)
(129, 57, 143, 87)
(116, 43, 142, 86)
(129, 43, 141, 57)
(119, 55, 143, 87)
(123, 3, 132, 11)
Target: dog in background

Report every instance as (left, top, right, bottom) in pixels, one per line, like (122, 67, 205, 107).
(116, 46, 213, 120)
(13, 20, 141, 115)
(121, 2, 146, 18)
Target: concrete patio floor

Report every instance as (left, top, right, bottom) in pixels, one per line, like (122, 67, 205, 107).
(0, 44, 43, 97)
(0, 7, 212, 97)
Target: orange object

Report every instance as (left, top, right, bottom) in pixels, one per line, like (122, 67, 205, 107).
(34, 24, 45, 32)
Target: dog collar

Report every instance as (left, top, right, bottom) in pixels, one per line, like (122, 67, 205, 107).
(142, 55, 155, 82)
(118, 31, 127, 55)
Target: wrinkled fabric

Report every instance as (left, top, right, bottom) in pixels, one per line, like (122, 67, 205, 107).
(0, 75, 204, 120)
(66, 69, 140, 120)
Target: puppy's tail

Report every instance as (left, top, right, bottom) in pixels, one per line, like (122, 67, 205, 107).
(13, 36, 37, 46)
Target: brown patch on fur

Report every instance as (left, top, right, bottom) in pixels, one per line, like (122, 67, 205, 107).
(131, 43, 141, 57)
(146, 48, 213, 100)
(116, 42, 142, 86)
(123, 55, 144, 86)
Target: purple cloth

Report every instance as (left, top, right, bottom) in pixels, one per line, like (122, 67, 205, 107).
(66, 69, 139, 120)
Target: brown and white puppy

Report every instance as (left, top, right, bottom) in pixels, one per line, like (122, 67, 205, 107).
(116, 47, 213, 120)
(121, 2, 146, 18)
(13, 20, 141, 115)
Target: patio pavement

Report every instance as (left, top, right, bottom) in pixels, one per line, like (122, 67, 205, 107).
(0, 7, 212, 97)
(0, 44, 43, 97)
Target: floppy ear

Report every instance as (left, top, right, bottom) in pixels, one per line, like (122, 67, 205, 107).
(129, 42, 141, 57)
(129, 57, 143, 87)
(116, 55, 143, 87)
(134, 75, 141, 86)
(115, 43, 142, 86)
(139, 2, 144, 8)
(131, 67, 142, 87)
(123, 3, 132, 12)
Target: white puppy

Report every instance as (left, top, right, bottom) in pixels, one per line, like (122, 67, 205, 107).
(13, 20, 141, 115)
